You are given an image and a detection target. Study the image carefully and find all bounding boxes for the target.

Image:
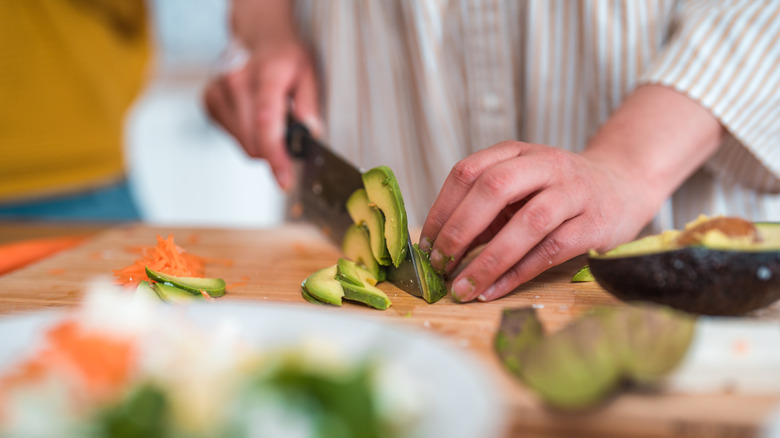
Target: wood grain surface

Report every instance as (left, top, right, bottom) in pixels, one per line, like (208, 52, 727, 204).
(1, 223, 779, 438)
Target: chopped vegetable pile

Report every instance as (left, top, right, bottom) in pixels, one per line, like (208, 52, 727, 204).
(113, 235, 205, 288)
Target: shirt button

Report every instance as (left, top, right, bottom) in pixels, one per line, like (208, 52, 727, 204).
(480, 92, 502, 111)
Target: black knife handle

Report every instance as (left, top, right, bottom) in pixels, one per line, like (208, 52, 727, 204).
(286, 117, 310, 158)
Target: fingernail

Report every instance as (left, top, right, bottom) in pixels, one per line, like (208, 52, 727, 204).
(478, 285, 497, 302)
(452, 277, 475, 302)
(430, 249, 447, 273)
(419, 237, 433, 254)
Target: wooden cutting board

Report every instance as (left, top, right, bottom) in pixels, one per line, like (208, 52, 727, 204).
(1, 223, 779, 438)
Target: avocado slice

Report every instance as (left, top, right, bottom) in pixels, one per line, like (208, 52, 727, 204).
(301, 286, 327, 305)
(145, 267, 226, 298)
(411, 244, 447, 303)
(339, 281, 392, 310)
(342, 224, 386, 282)
(135, 281, 162, 301)
(362, 166, 408, 268)
(301, 265, 344, 306)
(336, 258, 378, 287)
(589, 219, 780, 315)
(571, 265, 595, 282)
(346, 189, 392, 266)
(153, 282, 204, 303)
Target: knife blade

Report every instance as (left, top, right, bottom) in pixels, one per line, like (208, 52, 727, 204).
(285, 119, 424, 298)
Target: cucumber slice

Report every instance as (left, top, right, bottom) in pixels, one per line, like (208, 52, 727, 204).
(145, 267, 226, 298)
(135, 281, 162, 301)
(153, 282, 204, 303)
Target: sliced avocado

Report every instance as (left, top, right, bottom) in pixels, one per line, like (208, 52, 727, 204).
(339, 281, 392, 310)
(362, 166, 409, 268)
(301, 286, 327, 305)
(412, 244, 447, 303)
(153, 282, 204, 303)
(346, 189, 392, 266)
(336, 258, 378, 287)
(589, 219, 780, 315)
(135, 281, 162, 301)
(571, 265, 595, 282)
(145, 267, 226, 298)
(342, 224, 386, 282)
(301, 265, 344, 306)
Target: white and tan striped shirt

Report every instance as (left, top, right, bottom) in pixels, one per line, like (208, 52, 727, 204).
(294, 0, 780, 232)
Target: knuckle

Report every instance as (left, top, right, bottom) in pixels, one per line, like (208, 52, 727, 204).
(450, 159, 481, 188)
(476, 171, 509, 199)
(535, 236, 564, 264)
(521, 203, 554, 235)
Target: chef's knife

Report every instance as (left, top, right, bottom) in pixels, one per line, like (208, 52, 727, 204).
(285, 119, 424, 298)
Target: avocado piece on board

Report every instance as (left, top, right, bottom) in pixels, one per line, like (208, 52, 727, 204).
(494, 307, 544, 376)
(301, 286, 327, 305)
(411, 244, 447, 303)
(339, 281, 392, 310)
(346, 189, 392, 266)
(518, 316, 623, 411)
(301, 265, 344, 306)
(336, 258, 378, 287)
(342, 224, 386, 282)
(362, 166, 409, 268)
(153, 282, 204, 303)
(145, 267, 226, 298)
(589, 219, 780, 315)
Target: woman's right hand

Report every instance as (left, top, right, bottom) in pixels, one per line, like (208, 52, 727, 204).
(203, 0, 320, 191)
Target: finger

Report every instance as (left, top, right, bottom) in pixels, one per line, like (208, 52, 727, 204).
(254, 61, 296, 191)
(449, 188, 583, 302)
(203, 80, 240, 138)
(222, 67, 255, 153)
(419, 141, 530, 253)
(291, 64, 323, 137)
(477, 216, 595, 302)
(429, 155, 552, 275)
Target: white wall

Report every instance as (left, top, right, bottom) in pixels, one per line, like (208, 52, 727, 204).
(125, 0, 285, 227)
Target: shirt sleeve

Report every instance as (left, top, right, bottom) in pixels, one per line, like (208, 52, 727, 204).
(638, 0, 780, 193)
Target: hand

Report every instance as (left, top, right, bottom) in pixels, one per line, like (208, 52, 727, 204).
(418, 141, 652, 303)
(203, 37, 320, 191)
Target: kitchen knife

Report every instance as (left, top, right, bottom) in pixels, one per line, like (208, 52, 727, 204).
(286, 119, 424, 298)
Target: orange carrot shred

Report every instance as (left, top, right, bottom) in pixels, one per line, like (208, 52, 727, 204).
(112, 235, 206, 288)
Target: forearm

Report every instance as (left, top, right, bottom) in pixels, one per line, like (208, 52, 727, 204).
(582, 84, 724, 222)
(230, 0, 296, 48)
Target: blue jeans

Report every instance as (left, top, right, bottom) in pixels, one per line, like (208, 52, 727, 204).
(0, 180, 141, 222)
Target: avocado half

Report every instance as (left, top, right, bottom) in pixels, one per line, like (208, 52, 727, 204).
(588, 220, 780, 316)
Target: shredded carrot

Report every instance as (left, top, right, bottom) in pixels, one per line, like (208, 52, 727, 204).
(112, 235, 205, 288)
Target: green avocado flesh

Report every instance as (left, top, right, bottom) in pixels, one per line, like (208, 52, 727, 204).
(301, 265, 344, 306)
(571, 265, 594, 282)
(145, 267, 226, 298)
(342, 224, 386, 282)
(153, 282, 204, 303)
(412, 244, 447, 304)
(303, 262, 391, 310)
(346, 188, 392, 266)
(362, 166, 409, 268)
(588, 220, 780, 315)
(495, 305, 695, 410)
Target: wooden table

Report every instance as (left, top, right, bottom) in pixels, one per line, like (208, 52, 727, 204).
(1, 223, 779, 438)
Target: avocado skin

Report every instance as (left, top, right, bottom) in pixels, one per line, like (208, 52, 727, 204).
(589, 247, 780, 315)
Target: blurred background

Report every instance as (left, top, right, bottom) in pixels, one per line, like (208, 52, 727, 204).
(128, 0, 285, 227)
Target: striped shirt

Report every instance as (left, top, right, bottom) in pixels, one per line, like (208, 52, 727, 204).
(294, 0, 780, 232)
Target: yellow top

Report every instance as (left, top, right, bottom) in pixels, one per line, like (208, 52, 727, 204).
(0, 0, 150, 203)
